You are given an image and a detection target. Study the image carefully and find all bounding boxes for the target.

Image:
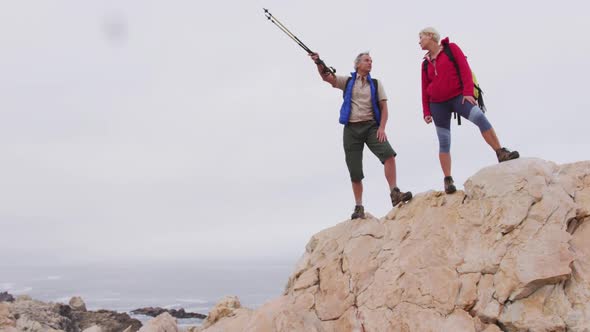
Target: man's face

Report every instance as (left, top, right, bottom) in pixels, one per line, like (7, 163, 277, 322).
(357, 55, 372, 73)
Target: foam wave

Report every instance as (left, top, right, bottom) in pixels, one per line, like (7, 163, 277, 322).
(0, 283, 14, 291)
(163, 303, 181, 309)
(92, 297, 122, 302)
(54, 296, 72, 303)
(31, 276, 63, 281)
(176, 298, 208, 304)
(12, 287, 33, 294)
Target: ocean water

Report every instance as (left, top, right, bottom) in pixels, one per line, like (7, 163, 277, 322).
(0, 259, 297, 328)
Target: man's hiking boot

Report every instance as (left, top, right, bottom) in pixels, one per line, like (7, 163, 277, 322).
(390, 187, 413, 207)
(351, 205, 365, 219)
(496, 147, 520, 163)
(444, 176, 457, 194)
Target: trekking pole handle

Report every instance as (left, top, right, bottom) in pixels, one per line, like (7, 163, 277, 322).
(311, 53, 336, 75)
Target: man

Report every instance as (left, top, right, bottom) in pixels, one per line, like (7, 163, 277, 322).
(310, 52, 412, 219)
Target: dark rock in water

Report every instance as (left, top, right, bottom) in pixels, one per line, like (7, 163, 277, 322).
(131, 307, 207, 319)
(0, 291, 15, 302)
(72, 310, 142, 332)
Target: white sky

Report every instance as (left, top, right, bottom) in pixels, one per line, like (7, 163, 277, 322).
(1, 0, 589, 265)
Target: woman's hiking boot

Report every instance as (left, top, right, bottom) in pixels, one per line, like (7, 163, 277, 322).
(351, 205, 365, 219)
(444, 176, 457, 194)
(496, 147, 520, 163)
(390, 187, 413, 207)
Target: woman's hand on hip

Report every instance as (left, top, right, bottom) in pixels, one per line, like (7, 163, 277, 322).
(462, 96, 477, 105)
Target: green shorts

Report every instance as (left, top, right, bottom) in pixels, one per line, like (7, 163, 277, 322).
(343, 120, 397, 182)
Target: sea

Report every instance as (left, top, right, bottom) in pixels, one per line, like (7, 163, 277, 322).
(0, 259, 297, 329)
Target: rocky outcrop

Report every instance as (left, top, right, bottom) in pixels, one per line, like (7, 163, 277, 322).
(72, 309, 142, 332)
(0, 296, 142, 332)
(81, 326, 102, 332)
(69, 297, 87, 312)
(137, 312, 178, 332)
(0, 302, 17, 331)
(201, 296, 246, 330)
(200, 158, 590, 332)
(0, 292, 15, 303)
(131, 307, 206, 319)
(8, 297, 77, 332)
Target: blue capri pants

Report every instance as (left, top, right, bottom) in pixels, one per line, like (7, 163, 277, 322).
(430, 95, 493, 153)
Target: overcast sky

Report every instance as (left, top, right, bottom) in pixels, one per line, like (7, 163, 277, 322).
(1, 0, 588, 265)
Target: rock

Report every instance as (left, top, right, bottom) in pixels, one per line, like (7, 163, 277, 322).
(69, 296, 87, 312)
(1, 295, 141, 332)
(9, 299, 76, 332)
(131, 307, 206, 319)
(138, 312, 178, 332)
(499, 284, 566, 331)
(201, 296, 242, 329)
(0, 292, 15, 303)
(0, 302, 16, 329)
(197, 159, 590, 332)
(184, 327, 202, 332)
(82, 325, 103, 332)
(122, 326, 134, 332)
(72, 310, 142, 332)
(16, 295, 32, 302)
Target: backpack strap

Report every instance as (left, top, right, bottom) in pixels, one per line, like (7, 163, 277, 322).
(342, 77, 352, 98)
(371, 78, 381, 111)
(342, 77, 381, 113)
(443, 44, 463, 89)
(442, 45, 463, 126)
(475, 85, 486, 112)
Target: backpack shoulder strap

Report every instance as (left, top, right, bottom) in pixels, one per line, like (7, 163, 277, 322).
(342, 77, 352, 98)
(443, 44, 462, 89)
(443, 44, 456, 64)
(422, 59, 428, 74)
(371, 78, 380, 111)
(443, 44, 463, 126)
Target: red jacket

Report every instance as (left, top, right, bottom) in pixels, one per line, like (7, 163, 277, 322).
(421, 37, 474, 117)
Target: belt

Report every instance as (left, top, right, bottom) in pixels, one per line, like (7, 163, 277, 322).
(348, 120, 375, 125)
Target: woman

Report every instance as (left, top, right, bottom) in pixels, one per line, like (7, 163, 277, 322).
(419, 27, 519, 194)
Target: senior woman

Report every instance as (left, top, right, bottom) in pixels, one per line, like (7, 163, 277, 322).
(419, 27, 519, 194)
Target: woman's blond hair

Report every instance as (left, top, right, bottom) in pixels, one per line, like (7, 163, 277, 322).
(419, 27, 440, 43)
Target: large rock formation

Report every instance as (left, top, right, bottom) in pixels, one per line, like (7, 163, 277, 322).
(199, 158, 590, 332)
(0, 296, 142, 332)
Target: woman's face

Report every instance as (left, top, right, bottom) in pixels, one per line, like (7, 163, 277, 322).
(419, 33, 433, 50)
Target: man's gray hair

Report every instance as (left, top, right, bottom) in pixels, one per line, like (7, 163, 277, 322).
(354, 52, 370, 70)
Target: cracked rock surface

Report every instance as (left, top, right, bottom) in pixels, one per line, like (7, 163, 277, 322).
(199, 158, 590, 332)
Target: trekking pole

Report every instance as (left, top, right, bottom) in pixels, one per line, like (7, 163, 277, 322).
(263, 8, 336, 75)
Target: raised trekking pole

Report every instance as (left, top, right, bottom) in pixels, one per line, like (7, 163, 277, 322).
(263, 8, 336, 75)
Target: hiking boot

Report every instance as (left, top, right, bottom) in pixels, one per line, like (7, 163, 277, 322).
(444, 176, 457, 194)
(351, 205, 365, 219)
(390, 187, 413, 207)
(496, 147, 520, 163)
